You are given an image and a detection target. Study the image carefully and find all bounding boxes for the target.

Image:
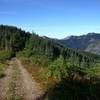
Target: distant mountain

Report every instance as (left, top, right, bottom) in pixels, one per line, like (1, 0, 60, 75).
(57, 33, 100, 55)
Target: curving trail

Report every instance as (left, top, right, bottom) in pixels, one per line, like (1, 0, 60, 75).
(0, 58, 43, 100)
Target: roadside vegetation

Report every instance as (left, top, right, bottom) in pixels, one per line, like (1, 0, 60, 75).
(16, 28, 100, 100)
(0, 50, 14, 78)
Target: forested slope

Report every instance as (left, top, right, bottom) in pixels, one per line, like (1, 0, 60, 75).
(0, 25, 30, 51)
(0, 25, 98, 63)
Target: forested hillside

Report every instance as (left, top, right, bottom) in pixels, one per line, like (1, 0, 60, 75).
(0, 25, 98, 63)
(0, 25, 30, 51)
(0, 25, 100, 100)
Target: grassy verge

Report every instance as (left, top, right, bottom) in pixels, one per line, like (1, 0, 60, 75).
(0, 63, 5, 78)
(0, 50, 15, 79)
(19, 57, 60, 92)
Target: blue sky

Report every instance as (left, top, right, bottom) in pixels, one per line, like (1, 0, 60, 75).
(0, 0, 100, 39)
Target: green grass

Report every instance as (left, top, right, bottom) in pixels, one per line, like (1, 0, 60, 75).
(0, 63, 5, 78)
(0, 50, 15, 78)
(0, 50, 15, 63)
(0, 63, 4, 71)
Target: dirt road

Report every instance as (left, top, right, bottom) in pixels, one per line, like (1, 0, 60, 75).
(0, 58, 43, 100)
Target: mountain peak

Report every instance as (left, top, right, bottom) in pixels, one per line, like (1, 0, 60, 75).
(87, 32, 100, 36)
(57, 32, 100, 55)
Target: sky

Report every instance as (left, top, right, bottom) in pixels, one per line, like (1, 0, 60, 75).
(0, 0, 100, 39)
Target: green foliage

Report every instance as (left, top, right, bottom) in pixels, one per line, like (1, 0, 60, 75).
(25, 34, 62, 60)
(46, 61, 100, 100)
(0, 50, 15, 63)
(17, 50, 51, 67)
(86, 63, 100, 78)
(0, 60, 5, 78)
(29, 55, 50, 67)
(47, 78, 100, 100)
(0, 50, 14, 77)
(0, 25, 30, 51)
(0, 63, 4, 72)
(47, 56, 67, 78)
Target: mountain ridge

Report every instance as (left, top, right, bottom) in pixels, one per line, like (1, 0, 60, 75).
(57, 33, 100, 55)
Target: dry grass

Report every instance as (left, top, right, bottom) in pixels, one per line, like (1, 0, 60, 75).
(21, 60, 60, 92)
